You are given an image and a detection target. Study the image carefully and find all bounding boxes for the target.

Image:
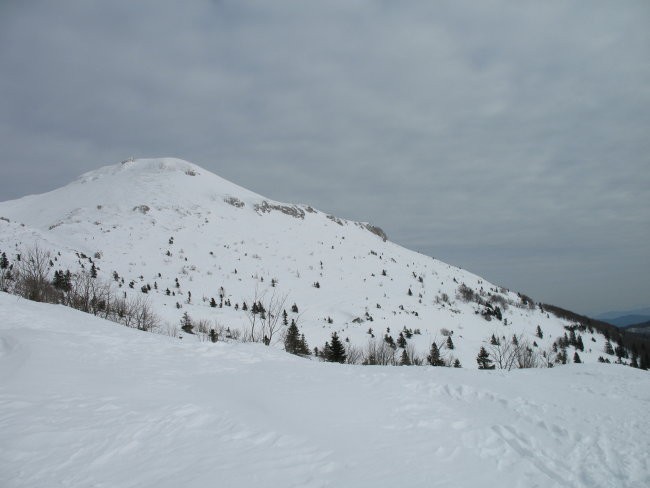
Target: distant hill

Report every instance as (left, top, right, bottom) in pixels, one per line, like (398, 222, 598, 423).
(595, 308, 650, 326)
(625, 321, 650, 335)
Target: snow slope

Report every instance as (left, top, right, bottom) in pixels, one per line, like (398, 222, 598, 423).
(0, 292, 648, 487)
(0, 158, 619, 364)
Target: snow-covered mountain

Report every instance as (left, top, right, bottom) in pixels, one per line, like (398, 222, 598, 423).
(1, 292, 648, 488)
(0, 158, 624, 366)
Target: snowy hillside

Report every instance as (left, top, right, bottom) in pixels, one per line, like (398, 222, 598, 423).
(0, 158, 632, 365)
(1, 292, 648, 487)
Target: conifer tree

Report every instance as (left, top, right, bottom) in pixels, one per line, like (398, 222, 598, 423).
(536, 325, 543, 339)
(284, 319, 301, 354)
(446, 336, 454, 350)
(396, 332, 407, 349)
(490, 334, 499, 346)
(0, 252, 8, 270)
(453, 358, 462, 368)
(298, 333, 311, 356)
(573, 352, 581, 363)
(325, 332, 346, 363)
(209, 329, 218, 343)
(400, 349, 411, 366)
(180, 312, 193, 334)
(210, 297, 217, 308)
(477, 347, 494, 369)
(427, 342, 444, 366)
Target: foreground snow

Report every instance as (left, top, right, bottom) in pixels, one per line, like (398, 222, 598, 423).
(1, 293, 648, 488)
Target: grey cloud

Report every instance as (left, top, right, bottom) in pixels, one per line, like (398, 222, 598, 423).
(0, 0, 648, 314)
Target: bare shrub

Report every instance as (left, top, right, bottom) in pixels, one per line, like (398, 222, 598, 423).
(456, 284, 476, 303)
(363, 339, 397, 365)
(345, 344, 364, 365)
(488, 294, 508, 310)
(15, 244, 58, 303)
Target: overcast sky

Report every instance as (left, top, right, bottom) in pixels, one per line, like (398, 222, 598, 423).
(1, 1, 648, 316)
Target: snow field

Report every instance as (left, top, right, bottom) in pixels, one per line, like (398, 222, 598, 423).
(1, 293, 648, 488)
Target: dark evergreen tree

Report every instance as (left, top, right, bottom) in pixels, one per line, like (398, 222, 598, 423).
(291, 303, 299, 313)
(494, 306, 502, 321)
(325, 332, 346, 363)
(396, 332, 407, 349)
(180, 312, 193, 334)
(569, 329, 577, 347)
(490, 334, 500, 346)
(209, 329, 218, 343)
(90, 263, 97, 279)
(615, 344, 627, 362)
(453, 358, 462, 368)
(536, 325, 543, 339)
(576, 335, 584, 352)
(427, 342, 445, 366)
(400, 349, 411, 366)
(407, 288, 412, 296)
(446, 336, 455, 350)
(573, 352, 581, 364)
(477, 347, 494, 369)
(282, 309, 288, 326)
(210, 297, 217, 308)
(298, 333, 311, 356)
(284, 319, 301, 355)
(0, 252, 8, 270)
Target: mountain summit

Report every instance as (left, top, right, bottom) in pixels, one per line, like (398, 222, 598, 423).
(0, 158, 624, 366)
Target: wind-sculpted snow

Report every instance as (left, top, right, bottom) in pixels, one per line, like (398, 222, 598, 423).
(0, 293, 648, 487)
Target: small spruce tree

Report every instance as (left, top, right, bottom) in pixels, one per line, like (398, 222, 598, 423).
(400, 349, 411, 366)
(446, 336, 455, 350)
(427, 342, 445, 366)
(325, 332, 346, 363)
(477, 347, 494, 369)
(180, 312, 193, 334)
(284, 319, 301, 355)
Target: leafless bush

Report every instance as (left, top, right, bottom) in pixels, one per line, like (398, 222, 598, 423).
(456, 284, 477, 303)
(488, 294, 508, 310)
(15, 244, 58, 303)
(363, 339, 397, 365)
(346, 344, 364, 365)
(487, 333, 544, 370)
(245, 288, 288, 344)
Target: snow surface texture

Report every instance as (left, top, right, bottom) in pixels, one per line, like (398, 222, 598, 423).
(0, 293, 648, 487)
(0, 158, 615, 365)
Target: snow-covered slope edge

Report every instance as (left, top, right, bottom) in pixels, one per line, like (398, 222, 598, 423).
(0, 292, 648, 488)
(0, 158, 638, 366)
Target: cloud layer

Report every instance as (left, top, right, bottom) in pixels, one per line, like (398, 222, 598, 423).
(1, 0, 649, 314)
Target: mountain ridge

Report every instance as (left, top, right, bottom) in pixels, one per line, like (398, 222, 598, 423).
(0, 158, 641, 368)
